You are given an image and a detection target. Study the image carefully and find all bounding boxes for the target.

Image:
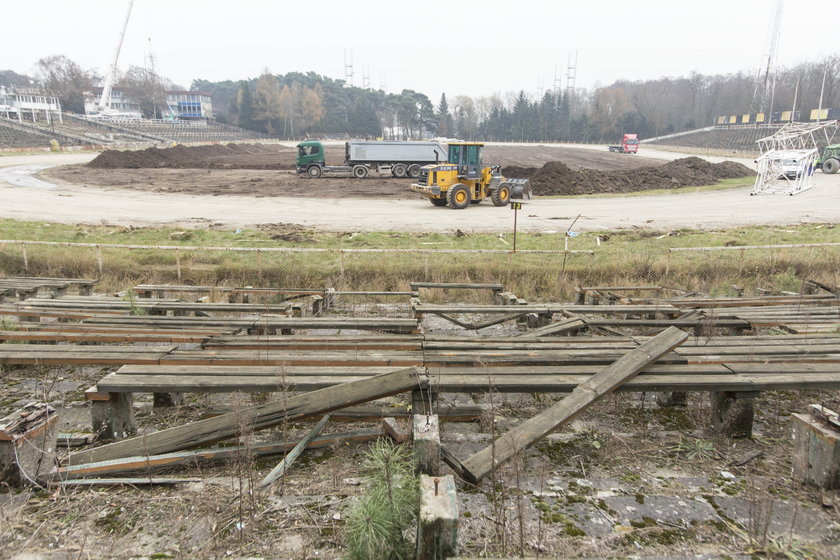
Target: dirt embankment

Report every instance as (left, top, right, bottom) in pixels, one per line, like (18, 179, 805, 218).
(504, 157, 755, 196)
(88, 143, 299, 170)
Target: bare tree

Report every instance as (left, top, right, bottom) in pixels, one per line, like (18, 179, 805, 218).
(35, 55, 94, 113)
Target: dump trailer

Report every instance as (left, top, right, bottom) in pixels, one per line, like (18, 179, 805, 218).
(608, 133, 639, 153)
(296, 140, 447, 178)
(410, 142, 532, 209)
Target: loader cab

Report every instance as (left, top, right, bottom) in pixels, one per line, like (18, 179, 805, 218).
(448, 142, 483, 180)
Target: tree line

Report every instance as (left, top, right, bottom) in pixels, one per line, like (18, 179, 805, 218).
(4, 53, 838, 142)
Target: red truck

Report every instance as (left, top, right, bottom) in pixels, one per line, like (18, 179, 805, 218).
(608, 133, 639, 154)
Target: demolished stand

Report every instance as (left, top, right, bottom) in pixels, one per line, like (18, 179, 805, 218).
(70, 367, 426, 465)
(0, 403, 58, 486)
(460, 327, 689, 483)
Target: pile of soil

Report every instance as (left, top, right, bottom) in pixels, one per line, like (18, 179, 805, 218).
(88, 143, 297, 170)
(504, 157, 754, 196)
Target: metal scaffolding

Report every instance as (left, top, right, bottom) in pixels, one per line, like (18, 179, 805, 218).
(752, 120, 838, 196)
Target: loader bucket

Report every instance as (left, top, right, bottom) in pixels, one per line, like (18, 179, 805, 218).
(505, 178, 532, 200)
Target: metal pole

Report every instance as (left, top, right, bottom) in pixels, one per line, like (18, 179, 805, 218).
(512, 206, 518, 253)
(817, 64, 828, 124)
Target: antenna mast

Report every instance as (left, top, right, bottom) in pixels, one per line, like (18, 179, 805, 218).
(98, 0, 134, 111)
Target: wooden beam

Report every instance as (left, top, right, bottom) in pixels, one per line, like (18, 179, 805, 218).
(460, 327, 689, 483)
(53, 428, 381, 479)
(258, 415, 330, 488)
(69, 367, 426, 465)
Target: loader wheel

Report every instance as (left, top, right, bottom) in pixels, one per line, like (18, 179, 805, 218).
(491, 185, 510, 206)
(392, 164, 407, 178)
(307, 165, 322, 178)
(430, 198, 448, 207)
(823, 158, 840, 174)
(447, 184, 471, 209)
(352, 165, 369, 178)
(407, 164, 421, 178)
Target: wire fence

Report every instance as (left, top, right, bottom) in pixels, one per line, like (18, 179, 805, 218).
(0, 240, 837, 300)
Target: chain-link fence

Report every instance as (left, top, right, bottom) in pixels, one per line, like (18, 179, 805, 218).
(0, 240, 838, 300)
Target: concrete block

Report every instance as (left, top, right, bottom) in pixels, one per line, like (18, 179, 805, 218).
(416, 474, 458, 560)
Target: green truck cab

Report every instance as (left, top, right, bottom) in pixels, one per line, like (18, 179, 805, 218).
(296, 140, 325, 173)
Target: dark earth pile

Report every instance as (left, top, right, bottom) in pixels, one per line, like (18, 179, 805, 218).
(88, 143, 294, 170)
(503, 157, 754, 195)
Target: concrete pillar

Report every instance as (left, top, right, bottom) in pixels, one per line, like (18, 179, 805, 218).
(91, 393, 136, 442)
(153, 392, 184, 408)
(416, 474, 458, 560)
(710, 391, 755, 438)
(791, 412, 840, 489)
(657, 391, 688, 407)
(413, 414, 440, 476)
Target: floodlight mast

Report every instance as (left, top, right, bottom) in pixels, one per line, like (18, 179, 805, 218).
(97, 0, 134, 112)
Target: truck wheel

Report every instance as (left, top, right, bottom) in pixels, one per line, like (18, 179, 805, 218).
(823, 158, 839, 174)
(307, 165, 322, 178)
(407, 164, 421, 178)
(491, 185, 510, 206)
(430, 198, 448, 207)
(392, 164, 407, 178)
(447, 184, 471, 209)
(352, 165, 369, 178)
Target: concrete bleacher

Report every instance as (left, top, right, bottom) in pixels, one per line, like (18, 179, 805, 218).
(0, 118, 62, 149)
(0, 113, 271, 149)
(114, 120, 270, 144)
(646, 126, 782, 154)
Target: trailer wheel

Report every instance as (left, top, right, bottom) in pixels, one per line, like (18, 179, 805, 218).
(392, 164, 407, 178)
(352, 165, 369, 178)
(491, 185, 510, 206)
(430, 198, 448, 207)
(407, 164, 421, 178)
(307, 165, 322, 178)
(823, 158, 839, 174)
(447, 184, 471, 209)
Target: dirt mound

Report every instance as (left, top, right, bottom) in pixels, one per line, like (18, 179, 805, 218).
(521, 157, 754, 196)
(88, 143, 297, 170)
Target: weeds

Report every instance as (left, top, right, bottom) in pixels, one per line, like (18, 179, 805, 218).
(667, 437, 716, 460)
(343, 439, 418, 560)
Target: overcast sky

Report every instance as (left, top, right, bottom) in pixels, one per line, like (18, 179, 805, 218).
(1, 0, 834, 102)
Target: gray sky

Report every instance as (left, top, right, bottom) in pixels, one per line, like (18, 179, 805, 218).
(1, 0, 833, 102)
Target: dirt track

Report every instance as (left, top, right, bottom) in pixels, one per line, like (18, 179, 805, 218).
(1, 145, 839, 233)
(45, 144, 668, 199)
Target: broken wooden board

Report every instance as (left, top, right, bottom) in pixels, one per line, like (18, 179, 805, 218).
(53, 428, 381, 479)
(460, 327, 689, 483)
(69, 367, 426, 465)
(259, 415, 330, 488)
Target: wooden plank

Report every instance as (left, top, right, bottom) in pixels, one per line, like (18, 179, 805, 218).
(410, 282, 504, 290)
(69, 366, 426, 465)
(259, 415, 330, 488)
(516, 318, 586, 338)
(54, 428, 381, 479)
(460, 327, 689, 483)
(49, 477, 201, 487)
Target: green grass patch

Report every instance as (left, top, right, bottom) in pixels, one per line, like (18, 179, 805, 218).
(0, 220, 837, 300)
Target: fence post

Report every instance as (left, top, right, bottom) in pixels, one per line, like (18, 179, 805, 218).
(22, 245, 28, 272)
(175, 249, 181, 282)
(96, 245, 103, 276)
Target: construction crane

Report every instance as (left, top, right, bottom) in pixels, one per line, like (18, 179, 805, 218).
(752, 0, 783, 118)
(97, 0, 134, 112)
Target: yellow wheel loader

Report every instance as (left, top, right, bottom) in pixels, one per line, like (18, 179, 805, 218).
(410, 142, 531, 209)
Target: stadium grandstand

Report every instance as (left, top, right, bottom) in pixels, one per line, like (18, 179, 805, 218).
(646, 106, 838, 153)
(0, 85, 270, 149)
